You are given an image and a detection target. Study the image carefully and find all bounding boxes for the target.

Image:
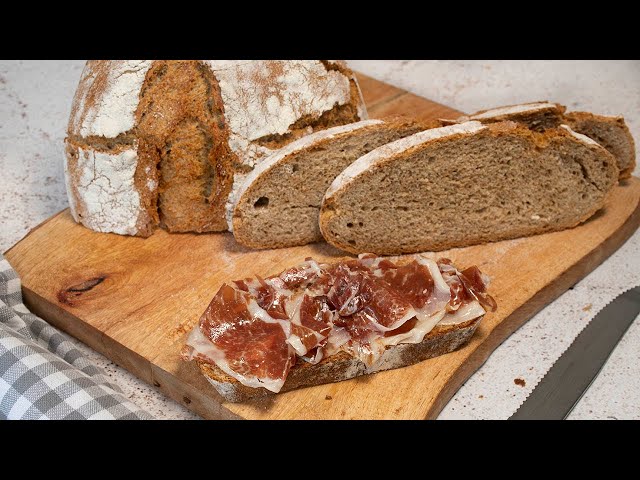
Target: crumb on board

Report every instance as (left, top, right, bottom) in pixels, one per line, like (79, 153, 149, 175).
(582, 303, 592, 312)
(514, 378, 526, 387)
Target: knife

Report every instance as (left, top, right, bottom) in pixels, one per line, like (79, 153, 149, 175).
(510, 286, 640, 420)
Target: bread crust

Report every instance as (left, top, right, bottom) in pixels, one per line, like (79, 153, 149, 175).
(457, 101, 566, 131)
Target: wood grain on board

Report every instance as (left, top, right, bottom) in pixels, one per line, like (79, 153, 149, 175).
(5, 73, 640, 419)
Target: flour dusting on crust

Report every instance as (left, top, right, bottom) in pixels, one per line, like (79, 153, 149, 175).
(206, 60, 353, 167)
(74, 146, 142, 235)
(458, 102, 560, 122)
(225, 172, 249, 233)
(68, 60, 153, 138)
(560, 124, 601, 146)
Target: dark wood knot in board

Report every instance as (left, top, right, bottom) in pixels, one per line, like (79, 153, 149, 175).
(57, 276, 107, 306)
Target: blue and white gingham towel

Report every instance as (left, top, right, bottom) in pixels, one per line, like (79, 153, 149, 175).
(0, 254, 153, 419)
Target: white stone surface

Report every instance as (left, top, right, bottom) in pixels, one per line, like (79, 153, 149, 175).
(1, 60, 639, 420)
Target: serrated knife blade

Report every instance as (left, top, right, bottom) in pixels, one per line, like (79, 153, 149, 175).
(510, 286, 640, 420)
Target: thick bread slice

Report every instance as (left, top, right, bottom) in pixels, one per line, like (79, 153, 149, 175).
(564, 111, 636, 179)
(319, 121, 619, 255)
(456, 101, 566, 131)
(230, 117, 425, 249)
(456, 102, 635, 180)
(197, 318, 480, 403)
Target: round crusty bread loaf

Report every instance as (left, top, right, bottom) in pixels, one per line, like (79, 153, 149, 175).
(64, 60, 367, 237)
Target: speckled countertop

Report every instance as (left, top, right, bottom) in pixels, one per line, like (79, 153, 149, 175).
(1, 60, 639, 419)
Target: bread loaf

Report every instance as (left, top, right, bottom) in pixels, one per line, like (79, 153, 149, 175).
(64, 60, 367, 236)
(319, 121, 619, 255)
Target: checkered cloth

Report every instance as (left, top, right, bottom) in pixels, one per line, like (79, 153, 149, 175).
(0, 254, 153, 419)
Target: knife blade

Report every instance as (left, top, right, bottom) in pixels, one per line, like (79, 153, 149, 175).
(510, 286, 640, 420)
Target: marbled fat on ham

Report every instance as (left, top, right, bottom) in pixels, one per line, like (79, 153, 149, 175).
(183, 254, 496, 393)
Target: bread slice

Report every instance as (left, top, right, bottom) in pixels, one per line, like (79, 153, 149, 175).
(197, 318, 480, 403)
(230, 117, 426, 249)
(456, 101, 566, 131)
(456, 102, 636, 180)
(319, 121, 619, 255)
(564, 111, 636, 179)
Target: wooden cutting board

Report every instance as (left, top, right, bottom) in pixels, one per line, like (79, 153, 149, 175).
(5, 73, 640, 419)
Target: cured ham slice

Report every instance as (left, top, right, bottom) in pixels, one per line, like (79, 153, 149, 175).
(277, 258, 324, 289)
(327, 263, 415, 330)
(183, 254, 496, 393)
(438, 259, 498, 312)
(287, 294, 333, 359)
(184, 284, 294, 393)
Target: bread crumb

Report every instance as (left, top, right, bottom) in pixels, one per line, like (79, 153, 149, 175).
(514, 378, 526, 387)
(582, 303, 592, 312)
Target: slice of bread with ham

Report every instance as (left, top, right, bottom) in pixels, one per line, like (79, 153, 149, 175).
(230, 117, 426, 249)
(182, 253, 496, 402)
(456, 102, 635, 179)
(319, 121, 619, 255)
